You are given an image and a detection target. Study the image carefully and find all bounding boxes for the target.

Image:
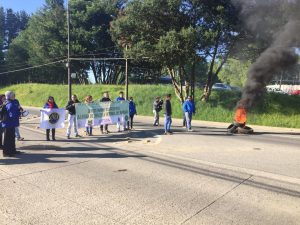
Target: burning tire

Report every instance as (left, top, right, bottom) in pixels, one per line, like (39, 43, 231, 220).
(227, 123, 254, 134)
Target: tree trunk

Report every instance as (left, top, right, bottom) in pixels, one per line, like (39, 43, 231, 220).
(167, 67, 184, 103)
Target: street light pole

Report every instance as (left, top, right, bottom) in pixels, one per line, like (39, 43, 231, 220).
(67, 0, 71, 100)
(125, 45, 128, 100)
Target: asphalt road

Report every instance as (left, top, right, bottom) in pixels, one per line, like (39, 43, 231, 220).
(0, 109, 299, 225)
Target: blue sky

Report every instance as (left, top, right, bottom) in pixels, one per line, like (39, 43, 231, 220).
(0, 0, 47, 14)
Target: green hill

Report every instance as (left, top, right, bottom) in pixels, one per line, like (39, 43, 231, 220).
(1, 83, 299, 128)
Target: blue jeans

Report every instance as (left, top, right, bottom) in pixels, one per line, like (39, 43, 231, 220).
(86, 126, 93, 135)
(184, 112, 192, 130)
(164, 115, 172, 132)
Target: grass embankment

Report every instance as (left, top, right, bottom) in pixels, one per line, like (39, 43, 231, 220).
(1, 83, 300, 128)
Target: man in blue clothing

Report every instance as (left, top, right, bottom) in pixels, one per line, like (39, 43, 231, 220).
(164, 94, 172, 135)
(2, 91, 22, 157)
(182, 95, 196, 131)
(115, 91, 127, 132)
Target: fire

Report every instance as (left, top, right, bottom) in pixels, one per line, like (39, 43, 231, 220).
(234, 107, 247, 124)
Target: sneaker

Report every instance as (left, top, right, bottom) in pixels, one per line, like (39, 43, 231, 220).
(188, 129, 193, 132)
(67, 136, 70, 139)
(17, 137, 24, 141)
(75, 134, 82, 137)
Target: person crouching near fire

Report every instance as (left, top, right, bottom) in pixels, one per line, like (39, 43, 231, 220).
(227, 100, 247, 134)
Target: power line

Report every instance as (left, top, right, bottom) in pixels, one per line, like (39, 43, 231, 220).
(0, 59, 66, 75)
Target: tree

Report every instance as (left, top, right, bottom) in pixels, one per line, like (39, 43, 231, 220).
(69, 0, 125, 84)
(5, 1, 67, 84)
(217, 58, 249, 87)
(111, 0, 240, 102)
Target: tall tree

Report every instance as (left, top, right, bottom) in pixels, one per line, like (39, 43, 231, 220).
(111, 0, 240, 102)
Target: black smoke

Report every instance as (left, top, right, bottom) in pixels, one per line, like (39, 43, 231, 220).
(233, 0, 300, 108)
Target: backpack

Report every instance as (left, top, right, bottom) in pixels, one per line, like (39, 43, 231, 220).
(0, 103, 8, 122)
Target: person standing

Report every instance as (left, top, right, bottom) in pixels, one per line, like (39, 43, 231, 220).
(182, 95, 196, 131)
(11, 93, 24, 141)
(128, 97, 137, 130)
(0, 94, 5, 148)
(153, 96, 163, 126)
(2, 91, 21, 157)
(164, 94, 172, 135)
(66, 94, 81, 139)
(115, 91, 126, 132)
(84, 95, 94, 136)
(43, 96, 58, 141)
(100, 92, 111, 134)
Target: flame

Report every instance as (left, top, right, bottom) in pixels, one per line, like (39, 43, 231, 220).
(234, 107, 247, 124)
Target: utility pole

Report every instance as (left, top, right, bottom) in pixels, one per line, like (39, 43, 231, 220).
(125, 45, 128, 100)
(67, 0, 71, 100)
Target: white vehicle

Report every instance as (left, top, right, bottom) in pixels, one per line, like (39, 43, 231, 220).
(212, 83, 232, 91)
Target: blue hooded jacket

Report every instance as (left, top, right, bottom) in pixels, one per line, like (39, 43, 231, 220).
(1, 100, 20, 128)
(129, 101, 136, 116)
(182, 100, 195, 114)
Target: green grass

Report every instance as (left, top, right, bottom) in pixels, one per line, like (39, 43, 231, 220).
(1, 83, 300, 128)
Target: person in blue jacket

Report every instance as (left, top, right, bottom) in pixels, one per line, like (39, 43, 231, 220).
(182, 95, 196, 131)
(43, 96, 58, 141)
(2, 91, 21, 157)
(115, 91, 127, 131)
(128, 97, 137, 130)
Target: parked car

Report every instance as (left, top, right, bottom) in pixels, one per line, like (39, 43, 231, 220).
(212, 83, 232, 91)
(291, 90, 300, 95)
(266, 87, 287, 94)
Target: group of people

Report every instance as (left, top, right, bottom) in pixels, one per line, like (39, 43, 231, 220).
(66, 91, 137, 139)
(1, 89, 199, 157)
(152, 94, 196, 135)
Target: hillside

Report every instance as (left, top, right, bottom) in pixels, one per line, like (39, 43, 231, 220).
(1, 83, 300, 128)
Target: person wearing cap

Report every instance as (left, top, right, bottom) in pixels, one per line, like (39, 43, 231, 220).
(2, 91, 22, 157)
(43, 96, 58, 141)
(153, 96, 163, 126)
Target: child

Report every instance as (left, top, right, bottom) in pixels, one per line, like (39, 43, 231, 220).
(128, 97, 137, 130)
(84, 95, 93, 136)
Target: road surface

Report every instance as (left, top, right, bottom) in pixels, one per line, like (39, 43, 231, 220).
(0, 109, 299, 224)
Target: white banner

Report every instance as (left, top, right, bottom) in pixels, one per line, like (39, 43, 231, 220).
(75, 101, 129, 128)
(40, 108, 66, 129)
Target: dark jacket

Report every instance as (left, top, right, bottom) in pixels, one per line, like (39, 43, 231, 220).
(182, 100, 195, 114)
(129, 101, 137, 116)
(66, 100, 80, 115)
(1, 100, 20, 128)
(164, 99, 172, 116)
(100, 97, 111, 102)
(153, 100, 163, 112)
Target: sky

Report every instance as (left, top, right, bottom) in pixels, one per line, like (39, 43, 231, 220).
(0, 0, 48, 14)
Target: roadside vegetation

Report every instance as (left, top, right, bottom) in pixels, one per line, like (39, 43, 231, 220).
(1, 83, 299, 128)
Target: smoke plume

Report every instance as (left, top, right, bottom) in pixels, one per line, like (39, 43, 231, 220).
(234, 0, 300, 108)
